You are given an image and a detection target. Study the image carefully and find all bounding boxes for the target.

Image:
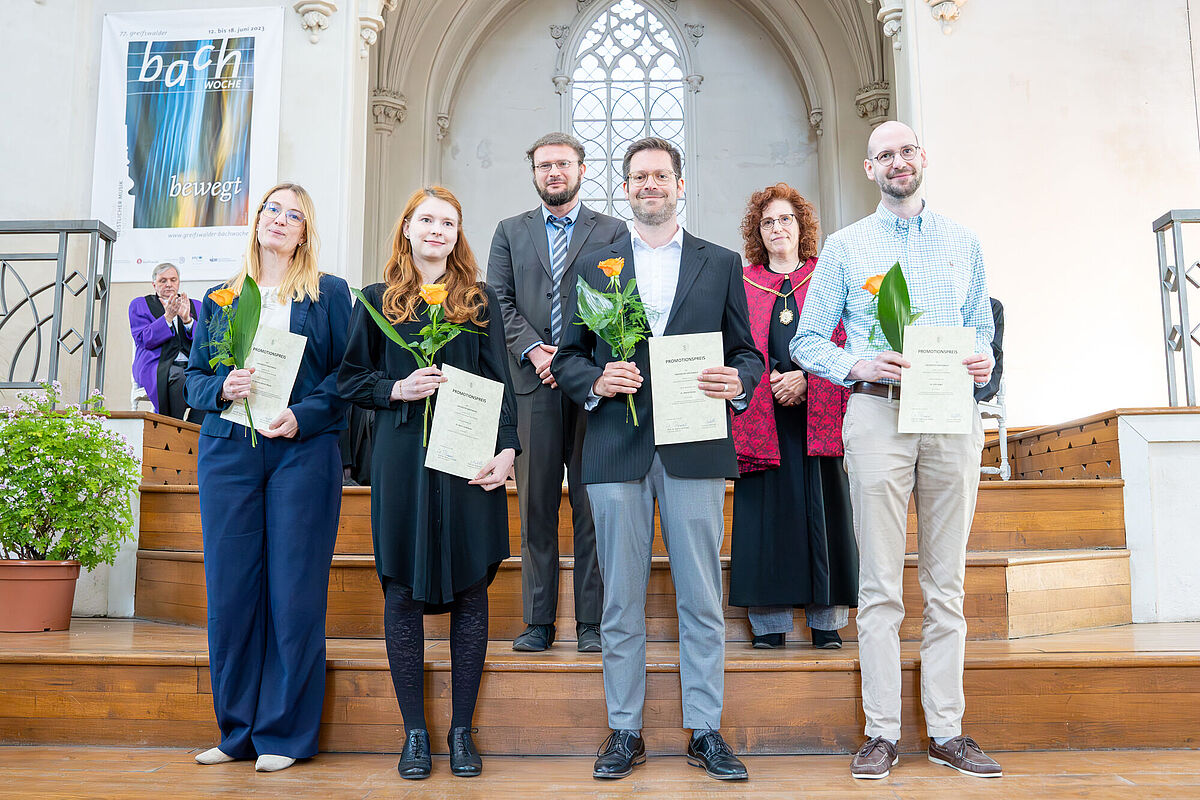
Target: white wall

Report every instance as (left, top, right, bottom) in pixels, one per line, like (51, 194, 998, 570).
(1, 0, 372, 410)
(905, 0, 1200, 425)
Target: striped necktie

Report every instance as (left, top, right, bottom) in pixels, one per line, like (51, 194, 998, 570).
(548, 215, 569, 343)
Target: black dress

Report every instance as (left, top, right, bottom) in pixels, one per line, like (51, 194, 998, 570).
(337, 282, 519, 611)
(728, 280, 858, 609)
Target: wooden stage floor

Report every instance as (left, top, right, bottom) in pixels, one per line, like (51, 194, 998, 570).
(1, 747, 1198, 799)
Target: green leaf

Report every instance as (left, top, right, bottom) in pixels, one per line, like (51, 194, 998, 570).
(877, 262, 911, 353)
(350, 288, 430, 366)
(576, 276, 618, 333)
(231, 275, 261, 367)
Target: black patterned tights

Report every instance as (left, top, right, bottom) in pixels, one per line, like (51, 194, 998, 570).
(383, 577, 489, 732)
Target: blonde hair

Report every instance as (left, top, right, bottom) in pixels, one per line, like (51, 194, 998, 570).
(227, 182, 322, 302)
(381, 186, 487, 327)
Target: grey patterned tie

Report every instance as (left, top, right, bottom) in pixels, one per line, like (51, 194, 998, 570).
(548, 215, 569, 343)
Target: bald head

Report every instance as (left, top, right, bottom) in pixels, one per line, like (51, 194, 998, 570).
(867, 121, 919, 159)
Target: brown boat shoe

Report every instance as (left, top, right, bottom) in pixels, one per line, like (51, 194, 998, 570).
(927, 735, 1003, 778)
(850, 736, 898, 779)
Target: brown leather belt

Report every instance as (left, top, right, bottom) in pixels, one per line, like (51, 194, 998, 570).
(852, 381, 901, 400)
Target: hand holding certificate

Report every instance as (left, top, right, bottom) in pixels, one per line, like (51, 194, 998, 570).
(649, 331, 727, 446)
(897, 325, 975, 434)
(220, 326, 307, 432)
(424, 364, 505, 480)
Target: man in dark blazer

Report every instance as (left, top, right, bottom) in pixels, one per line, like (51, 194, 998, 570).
(487, 132, 627, 653)
(553, 137, 763, 782)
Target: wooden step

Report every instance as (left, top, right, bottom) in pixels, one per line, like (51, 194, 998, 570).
(2, 619, 1197, 755)
(134, 548, 1131, 642)
(138, 478, 1126, 559)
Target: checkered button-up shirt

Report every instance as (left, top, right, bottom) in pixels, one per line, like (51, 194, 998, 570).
(790, 202, 994, 387)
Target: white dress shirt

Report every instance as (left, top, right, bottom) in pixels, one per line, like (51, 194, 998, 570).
(259, 287, 293, 332)
(630, 222, 684, 337)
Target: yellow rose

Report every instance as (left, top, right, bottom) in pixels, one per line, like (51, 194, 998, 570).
(419, 283, 449, 305)
(598, 257, 625, 279)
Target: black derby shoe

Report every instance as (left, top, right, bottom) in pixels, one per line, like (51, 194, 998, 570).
(397, 728, 431, 780)
(447, 726, 482, 777)
(811, 629, 843, 649)
(687, 730, 748, 781)
(751, 633, 785, 649)
(577, 623, 602, 653)
(513, 624, 555, 652)
(593, 730, 645, 779)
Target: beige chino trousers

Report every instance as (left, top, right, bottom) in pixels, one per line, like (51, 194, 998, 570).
(842, 393, 983, 741)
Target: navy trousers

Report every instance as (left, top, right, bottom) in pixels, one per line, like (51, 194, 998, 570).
(198, 430, 341, 759)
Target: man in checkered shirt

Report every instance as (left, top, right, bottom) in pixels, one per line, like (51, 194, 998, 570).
(791, 121, 1002, 781)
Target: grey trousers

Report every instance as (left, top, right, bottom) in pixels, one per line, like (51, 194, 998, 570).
(748, 604, 850, 635)
(587, 453, 726, 731)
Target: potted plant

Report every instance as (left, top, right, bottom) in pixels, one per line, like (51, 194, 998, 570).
(0, 381, 140, 631)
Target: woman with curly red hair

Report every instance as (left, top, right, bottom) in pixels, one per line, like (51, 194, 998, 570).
(728, 183, 858, 649)
(337, 186, 518, 780)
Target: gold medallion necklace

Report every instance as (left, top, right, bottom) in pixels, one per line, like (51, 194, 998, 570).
(743, 268, 812, 325)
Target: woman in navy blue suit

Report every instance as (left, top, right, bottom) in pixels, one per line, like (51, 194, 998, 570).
(185, 182, 352, 773)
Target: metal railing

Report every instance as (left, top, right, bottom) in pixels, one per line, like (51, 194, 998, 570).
(1153, 210, 1200, 406)
(0, 220, 116, 405)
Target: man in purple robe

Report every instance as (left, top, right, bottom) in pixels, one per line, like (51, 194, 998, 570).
(129, 262, 204, 422)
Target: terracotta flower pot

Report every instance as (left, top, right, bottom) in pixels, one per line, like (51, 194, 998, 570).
(0, 560, 81, 632)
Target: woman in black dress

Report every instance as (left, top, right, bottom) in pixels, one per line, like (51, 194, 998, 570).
(337, 186, 518, 780)
(728, 183, 858, 649)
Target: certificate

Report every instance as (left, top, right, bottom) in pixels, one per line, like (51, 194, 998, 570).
(424, 363, 504, 480)
(897, 325, 976, 434)
(648, 331, 727, 446)
(220, 326, 307, 430)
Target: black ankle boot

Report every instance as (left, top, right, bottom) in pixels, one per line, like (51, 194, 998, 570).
(448, 727, 482, 777)
(397, 728, 431, 780)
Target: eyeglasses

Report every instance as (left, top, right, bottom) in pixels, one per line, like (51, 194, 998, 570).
(759, 213, 797, 231)
(261, 202, 305, 227)
(872, 145, 921, 167)
(626, 170, 677, 187)
(533, 159, 579, 173)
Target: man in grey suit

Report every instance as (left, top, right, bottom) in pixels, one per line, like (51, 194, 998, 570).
(554, 137, 763, 781)
(487, 132, 627, 653)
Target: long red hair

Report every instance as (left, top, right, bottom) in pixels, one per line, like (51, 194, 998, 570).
(381, 186, 487, 326)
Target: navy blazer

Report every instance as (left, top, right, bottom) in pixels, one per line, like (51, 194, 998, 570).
(185, 273, 353, 440)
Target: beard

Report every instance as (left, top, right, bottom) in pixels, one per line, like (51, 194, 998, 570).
(630, 193, 677, 226)
(535, 173, 581, 207)
(879, 167, 923, 200)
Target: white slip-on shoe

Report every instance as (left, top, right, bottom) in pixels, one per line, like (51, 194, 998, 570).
(195, 747, 235, 765)
(255, 754, 296, 772)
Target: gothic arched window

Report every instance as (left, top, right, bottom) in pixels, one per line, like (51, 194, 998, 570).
(569, 0, 688, 224)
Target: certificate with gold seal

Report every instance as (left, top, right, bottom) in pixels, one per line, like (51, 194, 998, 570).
(648, 331, 727, 446)
(897, 325, 975, 434)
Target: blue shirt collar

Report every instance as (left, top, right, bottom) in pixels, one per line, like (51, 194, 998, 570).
(874, 200, 927, 234)
(542, 201, 582, 226)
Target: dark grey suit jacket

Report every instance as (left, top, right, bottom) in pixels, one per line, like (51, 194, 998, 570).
(553, 231, 764, 485)
(486, 204, 627, 394)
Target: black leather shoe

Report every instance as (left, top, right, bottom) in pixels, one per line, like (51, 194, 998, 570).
(513, 624, 555, 651)
(752, 633, 785, 649)
(811, 628, 843, 649)
(687, 730, 748, 781)
(447, 726, 482, 777)
(397, 728, 431, 780)
(593, 730, 645, 779)
(577, 623, 602, 653)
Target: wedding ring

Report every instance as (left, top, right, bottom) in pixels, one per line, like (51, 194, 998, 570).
(722, 382, 728, 392)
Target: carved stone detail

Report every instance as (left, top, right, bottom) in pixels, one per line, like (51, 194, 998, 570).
(576, 0, 597, 12)
(876, 1, 903, 52)
(436, 113, 451, 142)
(359, 13, 384, 59)
(552, 74, 572, 95)
(926, 0, 967, 34)
(855, 80, 891, 126)
(684, 74, 704, 94)
(684, 23, 704, 47)
(294, 1, 337, 45)
(808, 108, 824, 137)
(549, 24, 571, 48)
(371, 89, 407, 135)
